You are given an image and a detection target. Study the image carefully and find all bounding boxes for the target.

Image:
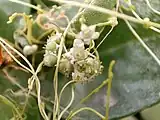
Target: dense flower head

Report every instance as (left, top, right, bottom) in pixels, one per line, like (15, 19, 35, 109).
(73, 57, 103, 82)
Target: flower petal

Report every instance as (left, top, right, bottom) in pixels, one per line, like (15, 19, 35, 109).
(92, 32, 100, 40)
(81, 24, 88, 31)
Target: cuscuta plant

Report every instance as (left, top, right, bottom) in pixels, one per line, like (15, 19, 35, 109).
(0, 0, 160, 120)
(1, 1, 105, 120)
(0, 0, 115, 119)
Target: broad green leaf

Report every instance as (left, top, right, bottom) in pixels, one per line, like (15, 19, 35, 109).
(59, 24, 160, 120)
(41, 0, 56, 6)
(0, 9, 15, 40)
(0, 102, 14, 120)
(25, 97, 40, 120)
(0, 0, 31, 16)
(8, 94, 40, 120)
(0, 0, 31, 40)
(0, 68, 40, 120)
(131, 0, 160, 22)
(56, 0, 160, 120)
(82, 0, 117, 25)
(140, 103, 160, 120)
(0, 2, 32, 115)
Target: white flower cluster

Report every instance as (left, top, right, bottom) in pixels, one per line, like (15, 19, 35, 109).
(72, 56, 103, 82)
(42, 23, 103, 82)
(59, 24, 103, 82)
(65, 39, 88, 64)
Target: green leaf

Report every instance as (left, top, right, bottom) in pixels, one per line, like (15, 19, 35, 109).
(57, 1, 160, 120)
(140, 103, 160, 120)
(0, 9, 15, 40)
(131, 0, 160, 22)
(82, 0, 117, 25)
(97, 22, 160, 119)
(25, 97, 40, 120)
(0, 0, 31, 40)
(0, 0, 31, 16)
(0, 102, 14, 120)
(59, 24, 160, 120)
(0, 68, 40, 120)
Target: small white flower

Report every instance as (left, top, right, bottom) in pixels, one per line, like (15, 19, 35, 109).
(76, 24, 100, 45)
(72, 48, 88, 61)
(73, 39, 84, 49)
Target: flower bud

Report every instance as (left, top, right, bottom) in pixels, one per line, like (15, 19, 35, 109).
(59, 57, 73, 76)
(46, 40, 58, 51)
(23, 44, 38, 56)
(43, 52, 57, 67)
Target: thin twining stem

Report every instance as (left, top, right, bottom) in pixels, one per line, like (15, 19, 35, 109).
(66, 107, 105, 120)
(145, 0, 160, 16)
(127, 0, 160, 34)
(49, 0, 160, 29)
(122, 12, 160, 66)
(58, 85, 75, 120)
(53, 0, 96, 118)
(9, 0, 45, 13)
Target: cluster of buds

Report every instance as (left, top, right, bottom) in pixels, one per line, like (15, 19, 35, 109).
(59, 24, 103, 82)
(43, 33, 61, 67)
(9, 5, 105, 83)
(39, 6, 104, 82)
